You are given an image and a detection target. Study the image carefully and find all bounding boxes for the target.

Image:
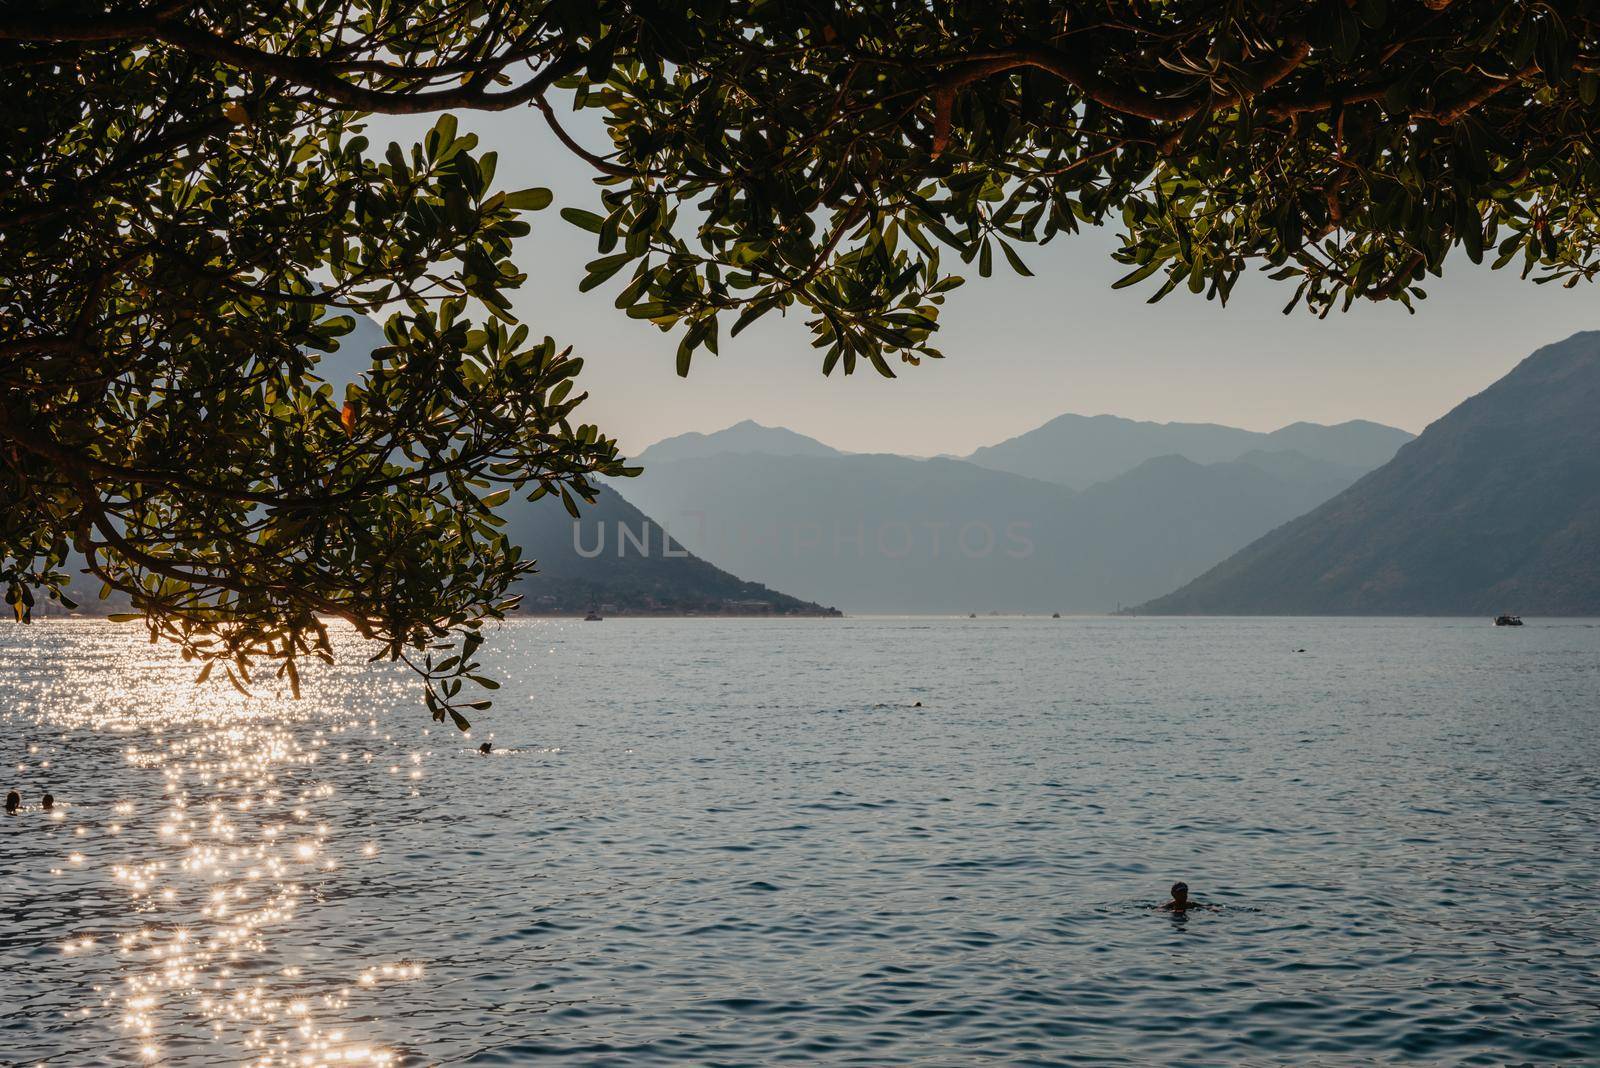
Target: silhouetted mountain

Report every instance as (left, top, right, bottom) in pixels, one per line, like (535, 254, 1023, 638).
(1258, 420, 1414, 472)
(618, 447, 1366, 614)
(309, 321, 834, 613)
(1064, 453, 1361, 607)
(503, 484, 839, 616)
(42, 483, 836, 619)
(1142, 332, 1600, 616)
(1232, 448, 1365, 485)
(964, 413, 1412, 490)
(636, 420, 843, 464)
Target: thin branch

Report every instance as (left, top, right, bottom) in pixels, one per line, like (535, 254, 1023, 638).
(532, 96, 637, 178)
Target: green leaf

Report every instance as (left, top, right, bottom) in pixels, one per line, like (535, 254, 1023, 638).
(503, 187, 553, 211)
(1112, 259, 1165, 289)
(435, 113, 457, 147)
(579, 253, 634, 292)
(560, 207, 605, 233)
(997, 240, 1033, 277)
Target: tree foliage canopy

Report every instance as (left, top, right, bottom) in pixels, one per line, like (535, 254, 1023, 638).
(5, 0, 1599, 718)
(570, 0, 1600, 370)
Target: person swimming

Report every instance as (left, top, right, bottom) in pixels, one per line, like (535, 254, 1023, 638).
(1160, 881, 1206, 912)
(5, 790, 19, 815)
(42, 793, 54, 812)
(478, 741, 493, 755)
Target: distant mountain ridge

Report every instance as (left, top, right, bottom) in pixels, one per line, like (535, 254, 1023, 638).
(1141, 331, 1600, 616)
(633, 414, 1412, 485)
(636, 420, 845, 464)
(617, 446, 1368, 614)
(42, 311, 1427, 619)
(618, 409, 1411, 614)
(963, 413, 1413, 490)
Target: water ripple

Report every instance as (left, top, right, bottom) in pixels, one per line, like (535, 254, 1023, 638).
(2, 616, 1599, 1064)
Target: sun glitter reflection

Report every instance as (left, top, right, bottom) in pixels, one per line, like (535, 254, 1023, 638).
(12, 620, 430, 1066)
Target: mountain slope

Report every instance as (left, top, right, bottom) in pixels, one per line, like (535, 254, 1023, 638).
(1141, 332, 1600, 616)
(617, 448, 1366, 614)
(36, 317, 836, 618)
(965, 413, 1412, 490)
(613, 453, 1076, 613)
(503, 484, 839, 615)
(1259, 420, 1415, 473)
(304, 319, 837, 614)
(43, 487, 837, 619)
(1232, 448, 1364, 485)
(1062, 453, 1362, 608)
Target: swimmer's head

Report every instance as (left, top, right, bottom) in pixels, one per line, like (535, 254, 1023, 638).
(1170, 881, 1189, 902)
(42, 793, 54, 811)
(4, 790, 18, 814)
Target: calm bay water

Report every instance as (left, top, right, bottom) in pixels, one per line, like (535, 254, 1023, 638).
(2, 616, 1598, 1066)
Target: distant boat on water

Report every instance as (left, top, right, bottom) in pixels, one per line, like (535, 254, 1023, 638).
(584, 609, 603, 621)
(1494, 614, 1524, 627)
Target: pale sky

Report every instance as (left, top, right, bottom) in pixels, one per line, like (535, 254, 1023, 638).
(370, 109, 1599, 458)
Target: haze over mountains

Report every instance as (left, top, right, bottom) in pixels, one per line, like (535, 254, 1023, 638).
(965, 414, 1414, 490)
(310, 313, 1414, 617)
(1143, 332, 1600, 616)
(46, 309, 1598, 617)
(500, 490, 838, 616)
(619, 416, 1411, 613)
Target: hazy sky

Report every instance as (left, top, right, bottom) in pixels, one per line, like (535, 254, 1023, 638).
(371, 110, 1599, 458)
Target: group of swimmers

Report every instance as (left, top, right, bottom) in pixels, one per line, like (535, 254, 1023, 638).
(5, 789, 54, 815)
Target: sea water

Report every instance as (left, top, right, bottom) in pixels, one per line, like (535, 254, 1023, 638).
(2, 616, 1597, 1065)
